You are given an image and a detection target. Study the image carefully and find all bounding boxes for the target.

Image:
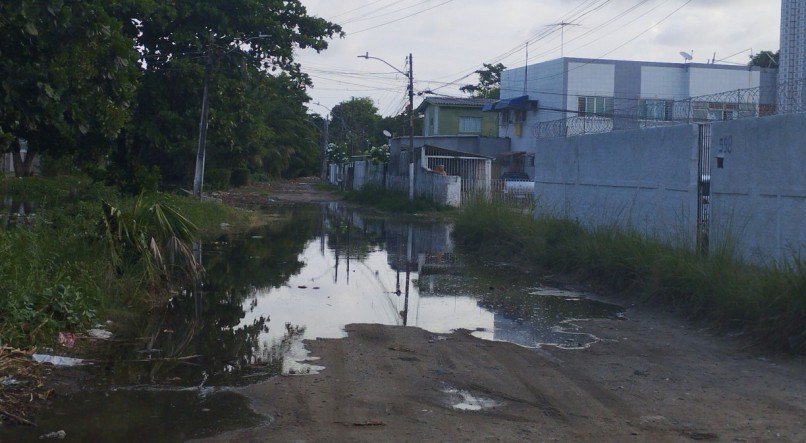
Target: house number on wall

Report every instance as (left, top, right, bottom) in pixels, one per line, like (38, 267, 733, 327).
(717, 135, 733, 154)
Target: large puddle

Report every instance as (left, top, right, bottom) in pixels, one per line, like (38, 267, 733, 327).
(1, 202, 622, 440)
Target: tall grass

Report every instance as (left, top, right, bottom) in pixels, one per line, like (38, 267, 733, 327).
(453, 200, 806, 354)
(0, 176, 249, 348)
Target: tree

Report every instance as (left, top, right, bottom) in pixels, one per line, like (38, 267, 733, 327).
(749, 50, 779, 68)
(378, 111, 423, 140)
(0, 0, 139, 176)
(460, 63, 507, 99)
(110, 0, 342, 189)
(329, 97, 382, 156)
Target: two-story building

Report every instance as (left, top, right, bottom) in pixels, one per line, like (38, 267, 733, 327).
(488, 57, 778, 177)
(417, 96, 498, 137)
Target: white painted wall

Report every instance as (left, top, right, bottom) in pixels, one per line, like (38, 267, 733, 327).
(709, 112, 806, 263)
(641, 65, 688, 99)
(534, 123, 700, 242)
(689, 67, 761, 98)
(566, 62, 615, 113)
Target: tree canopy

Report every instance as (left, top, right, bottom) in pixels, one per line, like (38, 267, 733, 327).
(748, 50, 779, 69)
(460, 63, 506, 99)
(1, 0, 343, 188)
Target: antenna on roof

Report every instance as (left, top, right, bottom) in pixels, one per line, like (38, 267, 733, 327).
(680, 51, 693, 64)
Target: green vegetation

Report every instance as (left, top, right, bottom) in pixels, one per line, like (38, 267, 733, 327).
(453, 201, 806, 354)
(0, 177, 249, 347)
(1, 1, 342, 189)
(342, 185, 449, 214)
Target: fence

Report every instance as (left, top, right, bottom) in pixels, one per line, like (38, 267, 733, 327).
(533, 76, 805, 139)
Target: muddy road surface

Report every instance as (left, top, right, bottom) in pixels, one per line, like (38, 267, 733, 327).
(207, 314, 805, 442)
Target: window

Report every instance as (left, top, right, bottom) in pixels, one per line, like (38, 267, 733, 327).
(459, 116, 483, 133)
(691, 102, 738, 121)
(578, 96, 614, 116)
(639, 99, 673, 120)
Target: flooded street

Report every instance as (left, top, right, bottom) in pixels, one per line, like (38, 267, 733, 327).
(3, 202, 804, 442)
(1, 203, 622, 441)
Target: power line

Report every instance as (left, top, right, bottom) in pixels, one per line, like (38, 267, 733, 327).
(349, 0, 455, 35)
(342, 0, 436, 25)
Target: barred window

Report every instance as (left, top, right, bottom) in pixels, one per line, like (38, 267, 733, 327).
(578, 96, 614, 116)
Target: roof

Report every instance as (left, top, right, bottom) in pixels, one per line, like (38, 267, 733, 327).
(417, 96, 496, 112)
(483, 95, 535, 112)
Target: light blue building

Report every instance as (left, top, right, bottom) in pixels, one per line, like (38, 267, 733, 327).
(488, 57, 778, 177)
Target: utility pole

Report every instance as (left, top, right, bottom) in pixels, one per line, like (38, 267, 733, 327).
(357, 51, 416, 201)
(407, 53, 415, 201)
(193, 37, 213, 199)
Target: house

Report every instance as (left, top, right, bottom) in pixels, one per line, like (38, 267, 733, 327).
(487, 57, 778, 176)
(417, 96, 498, 137)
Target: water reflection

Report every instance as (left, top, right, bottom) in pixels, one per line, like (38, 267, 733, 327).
(74, 203, 622, 386)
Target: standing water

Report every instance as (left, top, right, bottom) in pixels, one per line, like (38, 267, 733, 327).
(1, 202, 622, 440)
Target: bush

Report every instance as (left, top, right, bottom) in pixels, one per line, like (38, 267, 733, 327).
(205, 168, 231, 190)
(230, 168, 250, 187)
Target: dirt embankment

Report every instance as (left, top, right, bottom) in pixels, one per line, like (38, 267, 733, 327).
(214, 178, 338, 207)
(202, 304, 806, 442)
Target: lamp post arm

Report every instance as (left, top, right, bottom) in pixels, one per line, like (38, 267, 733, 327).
(357, 53, 407, 77)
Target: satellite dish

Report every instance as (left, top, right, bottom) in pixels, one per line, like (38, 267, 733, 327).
(382, 130, 392, 138)
(680, 51, 693, 62)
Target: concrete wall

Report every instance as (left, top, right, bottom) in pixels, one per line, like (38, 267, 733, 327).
(534, 123, 700, 242)
(534, 112, 806, 264)
(413, 166, 461, 207)
(348, 160, 461, 207)
(709, 112, 806, 262)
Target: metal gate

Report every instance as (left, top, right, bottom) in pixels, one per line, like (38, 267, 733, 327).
(697, 123, 712, 254)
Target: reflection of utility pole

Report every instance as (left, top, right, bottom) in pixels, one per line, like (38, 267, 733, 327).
(402, 224, 413, 326)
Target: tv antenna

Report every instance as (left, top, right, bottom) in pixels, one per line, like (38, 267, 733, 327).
(547, 22, 581, 58)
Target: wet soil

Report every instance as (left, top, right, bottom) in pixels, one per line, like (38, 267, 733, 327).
(214, 178, 338, 207)
(207, 310, 805, 442)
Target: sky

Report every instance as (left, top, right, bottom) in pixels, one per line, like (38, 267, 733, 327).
(295, 0, 782, 117)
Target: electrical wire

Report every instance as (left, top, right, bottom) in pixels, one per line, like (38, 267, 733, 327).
(349, 0, 455, 35)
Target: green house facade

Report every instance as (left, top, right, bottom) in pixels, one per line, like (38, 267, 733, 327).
(417, 97, 498, 137)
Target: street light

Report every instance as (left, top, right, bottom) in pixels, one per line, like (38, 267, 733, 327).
(358, 52, 415, 200)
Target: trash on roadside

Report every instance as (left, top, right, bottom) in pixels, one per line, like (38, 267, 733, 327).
(86, 329, 113, 340)
(38, 430, 66, 439)
(57, 332, 76, 349)
(31, 354, 86, 367)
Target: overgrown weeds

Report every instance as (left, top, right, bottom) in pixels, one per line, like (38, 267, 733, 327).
(453, 200, 806, 354)
(343, 185, 449, 214)
(0, 176, 245, 348)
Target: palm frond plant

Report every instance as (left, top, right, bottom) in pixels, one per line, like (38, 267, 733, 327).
(101, 195, 202, 286)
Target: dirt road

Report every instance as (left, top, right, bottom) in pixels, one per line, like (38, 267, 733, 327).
(204, 305, 805, 442)
(214, 178, 338, 207)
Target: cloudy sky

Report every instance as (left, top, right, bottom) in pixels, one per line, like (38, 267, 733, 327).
(296, 0, 781, 116)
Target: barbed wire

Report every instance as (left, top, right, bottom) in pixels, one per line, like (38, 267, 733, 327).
(532, 76, 806, 139)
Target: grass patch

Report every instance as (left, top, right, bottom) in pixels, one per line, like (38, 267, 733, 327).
(343, 184, 450, 214)
(453, 200, 806, 354)
(0, 176, 251, 348)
